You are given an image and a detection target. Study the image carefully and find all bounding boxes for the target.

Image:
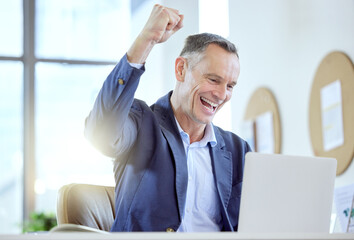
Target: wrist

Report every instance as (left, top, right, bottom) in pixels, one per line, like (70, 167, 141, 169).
(127, 33, 157, 64)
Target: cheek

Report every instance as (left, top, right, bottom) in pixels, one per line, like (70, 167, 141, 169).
(225, 91, 233, 102)
(189, 83, 202, 99)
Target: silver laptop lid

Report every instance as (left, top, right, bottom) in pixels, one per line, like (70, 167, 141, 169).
(238, 152, 337, 233)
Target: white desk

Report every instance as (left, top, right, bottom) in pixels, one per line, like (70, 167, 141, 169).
(1, 233, 354, 240)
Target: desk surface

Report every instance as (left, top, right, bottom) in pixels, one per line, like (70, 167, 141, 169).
(1, 233, 354, 240)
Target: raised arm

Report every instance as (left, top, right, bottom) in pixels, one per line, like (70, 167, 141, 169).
(85, 5, 183, 157)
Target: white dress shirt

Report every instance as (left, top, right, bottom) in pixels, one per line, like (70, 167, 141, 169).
(175, 120, 222, 232)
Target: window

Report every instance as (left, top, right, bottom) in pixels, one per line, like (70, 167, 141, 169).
(0, 0, 23, 56)
(35, 63, 115, 212)
(36, 0, 130, 61)
(0, 62, 23, 234)
(0, 0, 23, 233)
(0, 0, 130, 233)
(34, 0, 129, 214)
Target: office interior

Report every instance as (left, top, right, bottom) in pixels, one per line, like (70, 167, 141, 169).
(0, 0, 353, 235)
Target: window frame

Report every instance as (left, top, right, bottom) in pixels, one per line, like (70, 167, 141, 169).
(0, 0, 117, 226)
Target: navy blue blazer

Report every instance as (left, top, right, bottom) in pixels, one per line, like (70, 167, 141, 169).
(85, 54, 251, 232)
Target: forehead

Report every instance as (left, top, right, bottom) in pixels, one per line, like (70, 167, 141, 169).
(195, 44, 240, 80)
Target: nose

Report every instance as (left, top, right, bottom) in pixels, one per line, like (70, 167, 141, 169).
(212, 84, 228, 101)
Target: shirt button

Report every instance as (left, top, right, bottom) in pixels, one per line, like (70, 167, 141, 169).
(166, 227, 175, 232)
(118, 78, 124, 85)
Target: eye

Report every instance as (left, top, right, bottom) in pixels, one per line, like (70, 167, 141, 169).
(208, 78, 217, 83)
(227, 84, 234, 90)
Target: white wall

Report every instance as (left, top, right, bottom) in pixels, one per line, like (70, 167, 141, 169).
(228, 0, 354, 187)
(132, 0, 354, 186)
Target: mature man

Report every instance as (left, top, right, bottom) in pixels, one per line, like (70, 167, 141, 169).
(85, 4, 251, 232)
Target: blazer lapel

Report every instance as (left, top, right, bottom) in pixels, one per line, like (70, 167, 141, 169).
(153, 92, 188, 220)
(210, 127, 233, 230)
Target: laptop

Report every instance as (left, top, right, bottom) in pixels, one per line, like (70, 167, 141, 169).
(237, 152, 337, 233)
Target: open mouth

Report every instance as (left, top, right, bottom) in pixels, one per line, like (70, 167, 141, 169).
(200, 96, 218, 113)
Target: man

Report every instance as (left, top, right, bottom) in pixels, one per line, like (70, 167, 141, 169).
(85, 4, 251, 232)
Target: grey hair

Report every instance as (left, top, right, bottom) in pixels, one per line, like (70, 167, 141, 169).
(179, 33, 238, 69)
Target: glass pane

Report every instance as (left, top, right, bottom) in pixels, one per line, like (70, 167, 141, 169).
(0, 0, 23, 56)
(35, 63, 115, 213)
(36, 0, 131, 61)
(0, 61, 23, 233)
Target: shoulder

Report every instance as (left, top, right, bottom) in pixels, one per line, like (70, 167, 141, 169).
(129, 98, 163, 127)
(131, 98, 149, 111)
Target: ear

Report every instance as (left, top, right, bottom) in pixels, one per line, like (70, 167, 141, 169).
(175, 57, 187, 82)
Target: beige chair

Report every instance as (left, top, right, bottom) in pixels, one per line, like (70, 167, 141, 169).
(53, 183, 115, 233)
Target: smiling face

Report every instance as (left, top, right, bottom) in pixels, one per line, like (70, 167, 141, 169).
(172, 44, 240, 131)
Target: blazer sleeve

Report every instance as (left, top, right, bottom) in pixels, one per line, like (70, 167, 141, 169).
(84, 54, 145, 157)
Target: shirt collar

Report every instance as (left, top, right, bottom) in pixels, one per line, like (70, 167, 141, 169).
(175, 118, 217, 147)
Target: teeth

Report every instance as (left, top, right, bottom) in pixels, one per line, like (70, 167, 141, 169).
(201, 97, 218, 107)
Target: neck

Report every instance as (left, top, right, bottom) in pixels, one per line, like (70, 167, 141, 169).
(179, 117, 206, 143)
(188, 127, 206, 143)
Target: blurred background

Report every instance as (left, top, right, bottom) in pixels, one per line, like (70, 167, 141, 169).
(0, 0, 353, 233)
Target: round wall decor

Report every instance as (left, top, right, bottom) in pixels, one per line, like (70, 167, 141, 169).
(309, 51, 354, 175)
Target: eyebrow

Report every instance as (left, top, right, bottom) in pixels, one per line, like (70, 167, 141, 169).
(204, 73, 237, 86)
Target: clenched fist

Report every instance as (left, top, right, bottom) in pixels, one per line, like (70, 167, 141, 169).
(127, 4, 184, 64)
